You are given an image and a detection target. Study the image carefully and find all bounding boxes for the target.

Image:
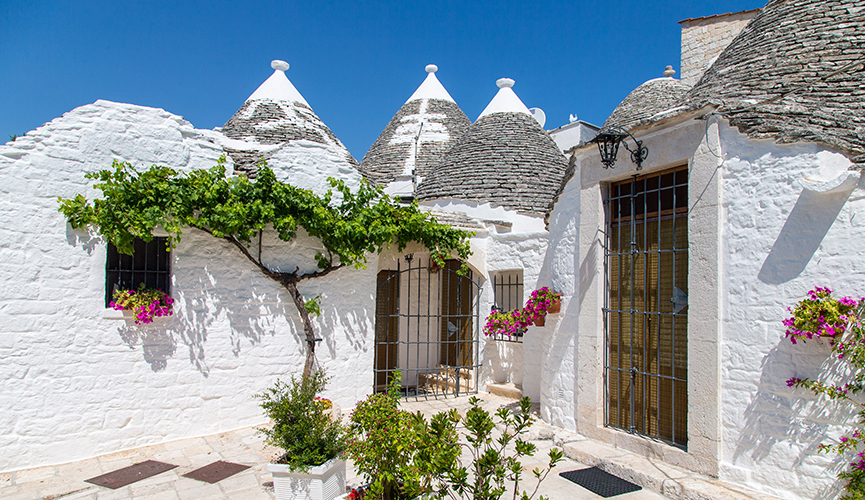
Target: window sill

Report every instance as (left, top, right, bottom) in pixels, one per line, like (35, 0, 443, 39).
(102, 308, 129, 320)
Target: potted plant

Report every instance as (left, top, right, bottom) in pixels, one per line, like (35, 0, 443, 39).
(783, 286, 860, 344)
(109, 284, 174, 324)
(258, 370, 347, 500)
(482, 308, 529, 338)
(785, 287, 865, 499)
(524, 287, 562, 326)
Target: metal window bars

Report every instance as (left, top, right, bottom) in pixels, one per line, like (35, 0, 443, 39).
(603, 166, 689, 449)
(105, 237, 171, 307)
(374, 255, 482, 399)
(488, 271, 525, 342)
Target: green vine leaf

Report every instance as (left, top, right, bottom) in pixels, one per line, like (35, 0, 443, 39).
(57, 158, 472, 268)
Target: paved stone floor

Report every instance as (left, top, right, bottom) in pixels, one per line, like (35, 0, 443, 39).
(2, 392, 771, 500)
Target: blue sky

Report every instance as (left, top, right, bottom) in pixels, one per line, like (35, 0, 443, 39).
(1, 0, 761, 160)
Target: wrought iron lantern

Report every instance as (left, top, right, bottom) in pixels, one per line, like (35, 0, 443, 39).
(591, 126, 648, 170)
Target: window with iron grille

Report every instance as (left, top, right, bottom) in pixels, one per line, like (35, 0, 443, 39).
(105, 238, 171, 307)
(604, 166, 688, 449)
(489, 270, 524, 342)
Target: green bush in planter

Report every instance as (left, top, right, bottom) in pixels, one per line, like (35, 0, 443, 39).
(257, 370, 346, 472)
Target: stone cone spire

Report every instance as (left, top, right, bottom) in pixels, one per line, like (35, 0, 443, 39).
(220, 60, 358, 178)
(359, 65, 470, 197)
(417, 78, 567, 216)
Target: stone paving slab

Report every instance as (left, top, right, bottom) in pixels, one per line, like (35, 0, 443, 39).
(3, 392, 779, 500)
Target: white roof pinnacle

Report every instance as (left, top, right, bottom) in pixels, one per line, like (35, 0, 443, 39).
(477, 77, 531, 120)
(246, 60, 310, 107)
(406, 64, 456, 104)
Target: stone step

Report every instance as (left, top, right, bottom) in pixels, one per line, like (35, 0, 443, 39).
(486, 382, 523, 400)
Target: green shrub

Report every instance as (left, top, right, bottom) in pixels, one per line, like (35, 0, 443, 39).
(347, 373, 424, 500)
(257, 370, 346, 472)
(348, 373, 562, 500)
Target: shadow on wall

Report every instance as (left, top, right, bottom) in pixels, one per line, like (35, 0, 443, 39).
(483, 339, 522, 385)
(579, 236, 599, 310)
(115, 268, 372, 376)
(733, 340, 855, 499)
(758, 185, 856, 285)
(117, 275, 299, 376)
(65, 224, 99, 255)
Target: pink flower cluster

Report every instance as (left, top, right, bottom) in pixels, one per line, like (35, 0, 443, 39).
(110, 288, 174, 325)
(524, 287, 560, 322)
(483, 288, 561, 337)
(783, 287, 861, 344)
(483, 308, 530, 337)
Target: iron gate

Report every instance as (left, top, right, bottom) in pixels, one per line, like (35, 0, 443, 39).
(374, 255, 481, 398)
(603, 167, 689, 449)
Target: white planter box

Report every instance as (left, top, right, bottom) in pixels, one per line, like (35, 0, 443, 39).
(268, 457, 346, 500)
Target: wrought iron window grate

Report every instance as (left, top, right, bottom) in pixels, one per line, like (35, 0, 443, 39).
(105, 237, 171, 307)
(488, 271, 525, 342)
(603, 166, 689, 449)
(374, 255, 481, 399)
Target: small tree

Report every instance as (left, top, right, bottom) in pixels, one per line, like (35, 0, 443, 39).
(59, 158, 471, 374)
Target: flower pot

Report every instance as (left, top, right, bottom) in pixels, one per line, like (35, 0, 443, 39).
(268, 457, 346, 500)
(547, 293, 563, 314)
(533, 315, 545, 327)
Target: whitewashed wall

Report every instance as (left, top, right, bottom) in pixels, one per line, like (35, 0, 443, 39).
(0, 101, 376, 473)
(717, 122, 864, 500)
(480, 229, 550, 400)
(535, 168, 581, 431)
(544, 113, 864, 498)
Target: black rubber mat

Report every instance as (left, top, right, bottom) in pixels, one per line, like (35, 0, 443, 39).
(85, 460, 177, 489)
(559, 467, 641, 497)
(182, 460, 250, 483)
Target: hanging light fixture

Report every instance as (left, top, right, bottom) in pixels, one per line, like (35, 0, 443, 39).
(591, 126, 648, 170)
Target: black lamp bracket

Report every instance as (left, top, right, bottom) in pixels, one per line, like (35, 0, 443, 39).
(594, 126, 648, 170)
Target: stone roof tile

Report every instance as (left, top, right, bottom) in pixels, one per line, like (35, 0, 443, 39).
(685, 0, 865, 162)
(416, 112, 568, 216)
(359, 99, 470, 187)
(603, 78, 693, 132)
(221, 99, 358, 175)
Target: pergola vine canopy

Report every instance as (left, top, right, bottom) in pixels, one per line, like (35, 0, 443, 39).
(58, 158, 472, 374)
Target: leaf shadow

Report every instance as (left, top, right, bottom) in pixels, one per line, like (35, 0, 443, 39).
(733, 340, 859, 499)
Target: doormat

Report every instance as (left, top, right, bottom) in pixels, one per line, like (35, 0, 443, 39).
(559, 467, 641, 498)
(183, 460, 250, 483)
(85, 460, 177, 489)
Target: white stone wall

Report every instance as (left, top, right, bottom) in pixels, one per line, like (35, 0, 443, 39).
(0, 101, 376, 473)
(717, 123, 864, 500)
(480, 229, 550, 401)
(679, 10, 759, 87)
(534, 163, 580, 431)
(546, 113, 863, 498)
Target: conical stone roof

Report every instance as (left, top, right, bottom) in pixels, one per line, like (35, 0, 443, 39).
(685, 0, 865, 162)
(416, 79, 568, 216)
(359, 65, 470, 191)
(603, 74, 692, 132)
(220, 60, 358, 177)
